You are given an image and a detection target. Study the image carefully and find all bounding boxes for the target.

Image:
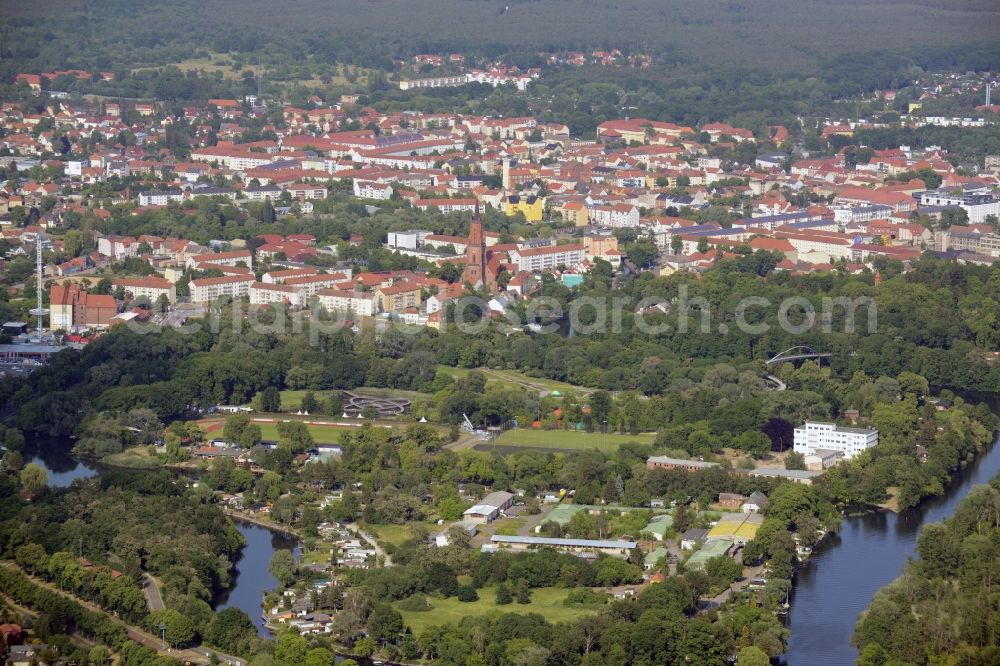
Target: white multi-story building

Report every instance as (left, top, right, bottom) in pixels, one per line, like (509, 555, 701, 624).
(588, 204, 640, 228)
(189, 275, 254, 303)
(793, 421, 879, 460)
(190, 147, 273, 171)
(353, 180, 393, 200)
(138, 190, 185, 206)
(244, 185, 283, 202)
(97, 236, 138, 260)
(284, 272, 352, 297)
(387, 230, 432, 250)
(414, 198, 478, 214)
(917, 189, 1000, 224)
(249, 282, 305, 307)
(314, 288, 378, 317)
(186, 250, 254, 271)
(287, 183, 328, 200)
(113, 277, 177, 304)
(509, 243, 586, 272)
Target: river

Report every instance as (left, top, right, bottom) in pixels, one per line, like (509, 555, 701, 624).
(781, 394, 1000, 665)
(19, 397, 1000, 663)
(21, 440, 300, 638)
(213, 521, 301, 636)
(22, 438, 98, 487)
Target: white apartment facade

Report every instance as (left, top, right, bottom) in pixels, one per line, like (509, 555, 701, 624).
(314, 288, 378, 317)
(113, 277, 177, 303)
(588, 204, 640, 228)
(353, 180, 394, 200)
(793, 421, 879, 460)
(244, 185, 283, 201)
(917, 190, 1000, 224)
(189, 275, 255, 303)
(190, 148, 272, 171)
(284, 272, 352, 297)
(138, 190, 185, 206)
(186, 250, 254, 271)
(249, 282, 305, 307)
(509, 244, 586, 272)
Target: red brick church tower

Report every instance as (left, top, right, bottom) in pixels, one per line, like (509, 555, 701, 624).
(461, 204, 494, 290)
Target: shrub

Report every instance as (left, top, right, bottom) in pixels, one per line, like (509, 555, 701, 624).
(397, 594, 433, 612)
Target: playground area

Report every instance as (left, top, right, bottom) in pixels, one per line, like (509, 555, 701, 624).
(341, 391, 411, 417)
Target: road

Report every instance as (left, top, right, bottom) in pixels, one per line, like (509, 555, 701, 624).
(348, 523, 393, 566)
(445, 432, 486, 451)
(141, 573, 165, 611)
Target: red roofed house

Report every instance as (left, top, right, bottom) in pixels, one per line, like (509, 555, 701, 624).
(49, 283, 117, 331)
(834, 187, 916, 214)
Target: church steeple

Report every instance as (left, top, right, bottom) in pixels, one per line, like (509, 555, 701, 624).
(461, 204, 489, 288)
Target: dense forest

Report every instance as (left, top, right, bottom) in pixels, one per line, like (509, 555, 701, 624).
(1, 0, 999, 138)
(0, 468, 244, 628)
(2, 0, 999, 77)
(854, 471, 1000, 665)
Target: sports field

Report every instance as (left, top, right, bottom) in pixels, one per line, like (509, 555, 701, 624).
(395, 586, 598, 634)
(492, 428, 654, 451)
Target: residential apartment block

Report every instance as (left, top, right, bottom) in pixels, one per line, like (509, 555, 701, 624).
(189, 275, 255, 303)
(112, 277, 177, 303)
(314, 288, 378, 317)
(793, 421, 879, 460)
(509, 243, 585, 272)
(186, 250, 254, 271)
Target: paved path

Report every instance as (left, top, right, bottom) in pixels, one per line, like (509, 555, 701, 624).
(699, 561, 765, 610)
(445, 432, 485, 451)
(348, 523, 393, 566)
(141, 573, 165, 611)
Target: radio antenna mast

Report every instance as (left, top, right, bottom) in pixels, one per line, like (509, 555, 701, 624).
(28, 232, 49, 339)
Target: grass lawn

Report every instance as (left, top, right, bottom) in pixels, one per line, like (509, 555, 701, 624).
(278, 387, 426, 409)
(396, 586, 598, 634)
(494, 428, 654, 451)
(491, 518, 525, 536)
(254, 421, 352, 444)
(102, 447, 160, 469)
(436, 366, 592, 396)
(367, 523, 426, 547)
